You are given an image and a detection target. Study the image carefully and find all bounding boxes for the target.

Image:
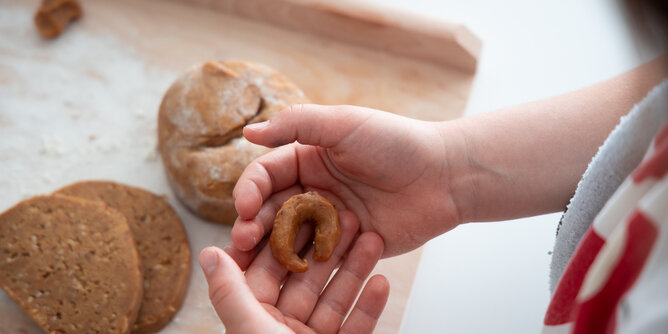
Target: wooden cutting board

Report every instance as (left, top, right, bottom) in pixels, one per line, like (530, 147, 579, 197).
(0, 0, 479, 332)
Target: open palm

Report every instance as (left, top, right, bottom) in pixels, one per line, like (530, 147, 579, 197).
(232, 104, 465, 257)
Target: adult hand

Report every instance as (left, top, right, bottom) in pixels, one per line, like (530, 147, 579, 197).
(232, 104, 469, 257)
(200, 210, 390, 334)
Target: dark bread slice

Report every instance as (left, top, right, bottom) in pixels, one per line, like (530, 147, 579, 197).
(0, 195, 143, 334)
(54, 181, 191, 334)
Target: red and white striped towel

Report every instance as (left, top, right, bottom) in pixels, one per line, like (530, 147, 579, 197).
(543, 123, 668, 333)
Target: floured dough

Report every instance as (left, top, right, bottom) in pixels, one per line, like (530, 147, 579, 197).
(157, 60, 309, 224)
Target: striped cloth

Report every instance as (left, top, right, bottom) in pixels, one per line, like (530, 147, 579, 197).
(542, 117, 668, 332)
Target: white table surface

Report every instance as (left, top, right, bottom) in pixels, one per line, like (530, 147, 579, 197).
(362, 0, 665, 333)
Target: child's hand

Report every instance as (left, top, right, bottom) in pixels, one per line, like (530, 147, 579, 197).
(200, 211, 389, 334)
(231, 104, 467, 257)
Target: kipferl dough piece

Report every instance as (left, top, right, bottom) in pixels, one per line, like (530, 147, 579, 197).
(270, 192, 341, 273)
(54, 181, 191, 334)
(34, 0, 82, 38)
(158, 60, 309, 225)
(0, 195, 143, 334)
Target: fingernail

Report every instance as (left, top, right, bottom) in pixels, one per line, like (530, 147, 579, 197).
(200, 248, 219, 275)
(223, 245, 233, 254)
(245, 120, 269, 130)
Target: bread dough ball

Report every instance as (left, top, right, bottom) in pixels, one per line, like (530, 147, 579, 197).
(158, 61, 309, 224)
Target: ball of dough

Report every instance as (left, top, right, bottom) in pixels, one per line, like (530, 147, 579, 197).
(158, 61, 309, 224)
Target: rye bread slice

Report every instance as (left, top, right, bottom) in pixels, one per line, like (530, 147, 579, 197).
(0, 195, 143, 334)
(54, 181, 191, 334)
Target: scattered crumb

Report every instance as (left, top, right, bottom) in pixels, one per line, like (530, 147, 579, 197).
(40, 172, 55, 185)
(94, 139, 120, 154)
(143, 137, 159, 162)
(134, 108, 147, 119)
(145, 148, 159, 162)
(0, 115, 11, 127)
(70, 107, 83, 120)
(39, 135, 68, 157)
(34, 0, 83, 39)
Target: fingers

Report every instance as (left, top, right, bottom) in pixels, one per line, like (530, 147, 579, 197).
(234, 104, 370, 233)
(339, 275, 390, 334)
(243, 104, 372, 149)
(199, 247, 288, 333)
(223, 239, 265, 272)
(274, 211, 360, 322)
(306, 232, 385, 333)
(232, 185, 303, 251)
(233, 145, 300, 220)
(244, 221, 316, 304)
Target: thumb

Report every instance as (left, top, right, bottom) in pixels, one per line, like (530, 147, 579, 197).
(199, 247, 286, 333)
(243, 104, 371, 148)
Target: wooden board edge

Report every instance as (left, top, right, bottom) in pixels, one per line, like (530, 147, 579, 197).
(172, 0, 482, 73)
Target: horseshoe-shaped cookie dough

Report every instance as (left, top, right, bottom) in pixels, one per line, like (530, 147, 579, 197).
(270, 192, 341, 273)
